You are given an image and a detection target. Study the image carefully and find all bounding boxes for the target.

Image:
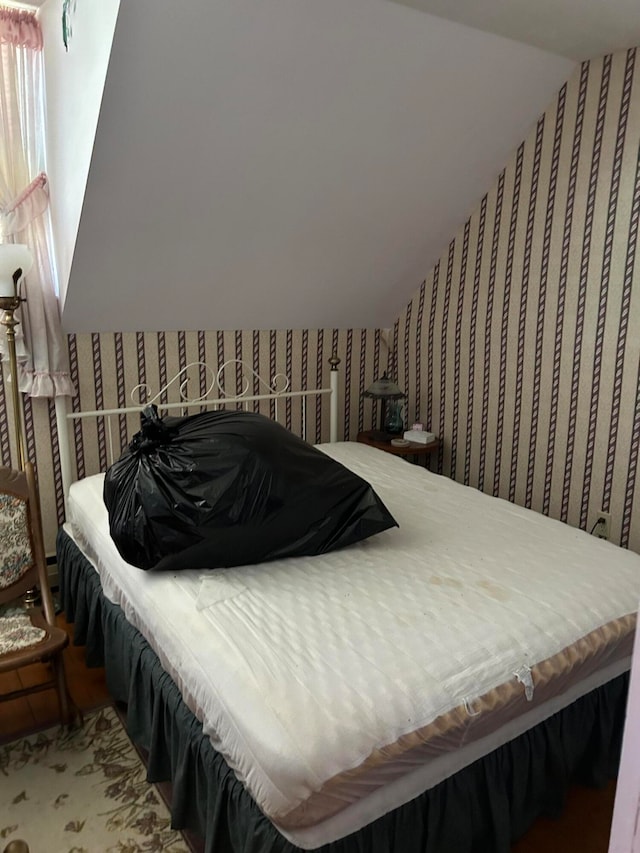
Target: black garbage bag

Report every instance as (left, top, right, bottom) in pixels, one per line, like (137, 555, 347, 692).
(103, 405, 397, 571)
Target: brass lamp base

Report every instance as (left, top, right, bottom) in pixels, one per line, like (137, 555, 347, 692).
(368, 429, 395, 442)
(0, 293, 25, 470)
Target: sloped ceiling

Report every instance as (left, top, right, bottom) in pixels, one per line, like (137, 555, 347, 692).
(389, 0, 640, 60)
(61, 0, 574, 333)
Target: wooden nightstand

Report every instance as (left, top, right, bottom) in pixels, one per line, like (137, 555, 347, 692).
(356, 430, 441, 463)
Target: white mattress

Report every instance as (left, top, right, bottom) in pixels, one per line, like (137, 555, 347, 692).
(65, 442, 640, 848)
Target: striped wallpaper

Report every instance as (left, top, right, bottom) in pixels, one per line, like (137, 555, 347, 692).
(395, 48, 640, 552)
(0, 328, 391, 551)
(1, 49, 639, 556)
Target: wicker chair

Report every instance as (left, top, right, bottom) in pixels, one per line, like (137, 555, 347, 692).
(0, 462, 75, 726)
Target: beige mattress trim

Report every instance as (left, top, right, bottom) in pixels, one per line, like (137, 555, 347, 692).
(279, 612, 635, 829)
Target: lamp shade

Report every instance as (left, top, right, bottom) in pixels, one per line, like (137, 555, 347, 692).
(364, 373, 405, 400)
(0, 244, 33, 298)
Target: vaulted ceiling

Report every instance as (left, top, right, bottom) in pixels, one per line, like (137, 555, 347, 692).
(39, 0, 627, 332)
(389, 0, 640, 60)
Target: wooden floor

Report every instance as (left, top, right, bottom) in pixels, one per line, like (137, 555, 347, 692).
(0, 613, 617, 853)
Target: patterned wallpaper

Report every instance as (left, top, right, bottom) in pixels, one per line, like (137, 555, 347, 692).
(0, 328, 390, 551)
(394, 48, 640, 551)
(2, 49, 639, 556)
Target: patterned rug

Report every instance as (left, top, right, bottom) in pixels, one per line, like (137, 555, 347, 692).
(0, 706, 191, 852)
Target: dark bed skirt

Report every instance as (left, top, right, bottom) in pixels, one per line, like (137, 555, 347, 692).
(57, 528, 628, 853)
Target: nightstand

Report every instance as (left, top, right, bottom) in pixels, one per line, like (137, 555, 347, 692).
(356, 430, 441, 464)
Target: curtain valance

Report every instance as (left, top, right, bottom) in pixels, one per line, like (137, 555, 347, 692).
(0, 8, 42, 51)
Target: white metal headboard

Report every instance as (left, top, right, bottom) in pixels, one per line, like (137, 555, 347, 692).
(54, 355, 341, 503)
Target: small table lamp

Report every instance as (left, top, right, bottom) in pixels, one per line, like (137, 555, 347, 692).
(364, 373, 406, 440)
(0, 243, 33, 470)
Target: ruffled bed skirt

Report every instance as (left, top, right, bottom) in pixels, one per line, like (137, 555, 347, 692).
(57, 529, 628, 853)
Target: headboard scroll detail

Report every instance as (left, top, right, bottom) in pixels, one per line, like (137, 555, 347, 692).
(131, 361, 216, 406)
(54, 357, 341, 508)
(215, 359, 291, 399)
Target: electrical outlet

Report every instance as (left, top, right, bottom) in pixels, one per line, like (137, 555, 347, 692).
(592, 511, 611, 541)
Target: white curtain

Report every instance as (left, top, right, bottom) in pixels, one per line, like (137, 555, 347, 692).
(0, 8, 73, 398)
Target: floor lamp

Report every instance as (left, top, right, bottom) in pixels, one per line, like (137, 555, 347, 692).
(0, 243, 33, 470)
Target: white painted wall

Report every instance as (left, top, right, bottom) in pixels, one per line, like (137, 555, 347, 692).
(61, 0, 574, 332)
(38, 0, 120, 305)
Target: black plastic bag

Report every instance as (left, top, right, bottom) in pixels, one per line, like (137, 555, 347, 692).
(103, 405, 397, 570)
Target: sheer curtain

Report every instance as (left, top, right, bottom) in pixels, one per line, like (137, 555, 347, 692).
(0, 7, 73, 397)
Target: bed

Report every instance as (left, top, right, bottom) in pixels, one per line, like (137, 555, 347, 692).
(54, 359, 639, 853)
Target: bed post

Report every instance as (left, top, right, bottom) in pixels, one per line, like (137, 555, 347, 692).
(329, 355, 340, 442)
(54, 395, 72, 509)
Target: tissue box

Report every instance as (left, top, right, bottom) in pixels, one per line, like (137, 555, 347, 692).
(404, 430, 436, 444)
